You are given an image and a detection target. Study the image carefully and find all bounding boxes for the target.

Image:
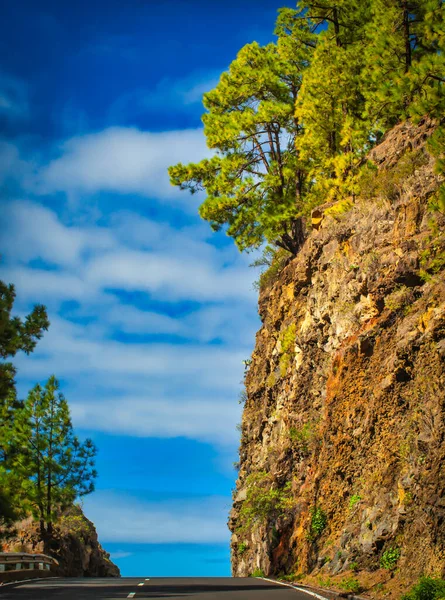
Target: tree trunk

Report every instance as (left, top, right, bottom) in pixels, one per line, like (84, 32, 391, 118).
(276, 217, 306, 255)
(403, 0, 412, 73)
(333, 6, 341, 48)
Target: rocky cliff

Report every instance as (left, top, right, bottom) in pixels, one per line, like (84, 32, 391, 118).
(2, 505, 120, 577)
(230, 119, 445, 598)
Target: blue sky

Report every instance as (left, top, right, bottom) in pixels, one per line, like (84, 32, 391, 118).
(0, 0, 286, 576)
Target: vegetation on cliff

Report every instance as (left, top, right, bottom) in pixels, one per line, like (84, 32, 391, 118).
(169, 0, 445, 260)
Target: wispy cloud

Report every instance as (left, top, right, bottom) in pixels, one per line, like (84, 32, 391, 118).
(83, 491, 231, 543)
(0, 200, 114, 267)
(13, 313, 245, 446)
(1, 200, 255, 305)
(107, 70, 220, 123)
(0, 141, 36, 186)
(36, 127, 211, 202)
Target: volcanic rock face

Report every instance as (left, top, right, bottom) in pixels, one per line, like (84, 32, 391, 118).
(230, 119, 445, 596)
(2, 506, 120, 577)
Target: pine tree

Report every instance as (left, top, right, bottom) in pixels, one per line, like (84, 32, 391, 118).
(294, 0, 372, 203)
(169, 18, 315, 255)
(363, 0, 445, 127)
(0, 280, 49, 528)
(0, 280, 49, 403)
(407, 0, 445, 120)
(12, 376, 97, 546)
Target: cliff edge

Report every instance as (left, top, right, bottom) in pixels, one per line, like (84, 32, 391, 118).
(2, 505, 120, 577)
(230, 119, 445, 598)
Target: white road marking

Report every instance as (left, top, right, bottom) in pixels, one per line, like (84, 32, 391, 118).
(260, 577, 330, 600)
(127, 594, 135, 598)
(138, 582, 144, 586)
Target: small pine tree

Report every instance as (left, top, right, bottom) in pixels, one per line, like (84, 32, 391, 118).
(13, 376, 97, 546)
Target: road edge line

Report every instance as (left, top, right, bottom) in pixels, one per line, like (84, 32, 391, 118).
(0, 576, 60, 589)
(260, 577, 331, 600)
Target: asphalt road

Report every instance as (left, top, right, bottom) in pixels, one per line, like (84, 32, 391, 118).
(0, 577, 324, 600)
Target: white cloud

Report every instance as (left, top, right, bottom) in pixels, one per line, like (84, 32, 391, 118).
(1, 200, 256, 305)
(85, 249, 254, 302)
(0, 200, 114, 266)
(0, 266, 93, 303)
(104, 302, 258, 345)
(145, 71, 220, 107)
(83, 491, 231, 544)
(16, 314, 245, 384)
(12, 313, 246, 446)
(38, 127, 211, 201)
(70, 395, 241, 446)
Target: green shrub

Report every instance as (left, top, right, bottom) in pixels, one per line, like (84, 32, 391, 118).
(59, 513, 88, 536)
(251, 246, 291, 292)
(384, 286, 413, 311)
(349, 561, 359, 572)
(380, 547, 401, 570)
(359, 149, 429, 203)
(308, 506, 327, 539)
(250, 568, 265, 578)
(317, 576, 333, 588)
(278, 323, 296, 376)
(238, 541, 248, 555)
(339, 577, 362, 593)
(402, 577, 445, 600)
(266, 372, 276, 387)
(279, 352, 291, 376)
(281, 573, 299, 582)
(280, 323, 296, 354)
(239, 472, 293, 527)
(349, 494, 361, 510)
(420, 248, 445, 280)
(428, 126, 445, 214)
(289, 422, 313, 456)
(324, 198, 353, 219)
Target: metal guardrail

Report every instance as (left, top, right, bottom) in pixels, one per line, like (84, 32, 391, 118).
(0, 552, 59, 573)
